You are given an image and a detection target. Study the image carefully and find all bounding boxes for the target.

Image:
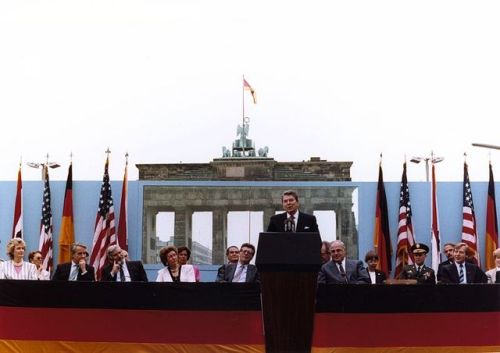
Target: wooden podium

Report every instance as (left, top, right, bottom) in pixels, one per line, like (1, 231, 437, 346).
(256, 232, 322, 353)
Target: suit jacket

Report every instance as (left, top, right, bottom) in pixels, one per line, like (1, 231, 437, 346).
(437, 259, 453, 282)
(399, 264, 436, 284)
(156, 264, 196, 282)
(266, 211, 319, 233)
(101, 261, 148, 282)
(52, 262, 95, 281)
(439, 262, 487, 284)
(365, 268, 387, 284)
(216, 263, 260, 283)
(318, 259, 370, 284)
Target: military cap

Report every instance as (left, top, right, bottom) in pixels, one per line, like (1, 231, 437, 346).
(411, 243, 429, 254)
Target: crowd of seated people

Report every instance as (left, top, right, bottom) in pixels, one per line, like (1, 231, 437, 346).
(0, 237, 497, 285)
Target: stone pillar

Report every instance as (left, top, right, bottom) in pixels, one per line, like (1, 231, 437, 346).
(212, 208, 227, 264)
(174, 208, 192, 247)
(142, 208, 157, 264)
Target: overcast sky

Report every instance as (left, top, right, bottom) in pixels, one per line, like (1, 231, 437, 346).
(1, 1, 500, 182)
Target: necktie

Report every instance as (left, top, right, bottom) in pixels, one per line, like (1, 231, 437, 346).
(119, 266, 125, 282)
(416, 266, 421, 276)
(459, 264, 465, 284)
(289, 214, 296, 232)
(70, 265, 78, 281)
(233, 265, 245, 282)
(338, 262, 347, 283)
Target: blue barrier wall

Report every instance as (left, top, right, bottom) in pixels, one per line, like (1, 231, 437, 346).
(0, 180, 495, 281)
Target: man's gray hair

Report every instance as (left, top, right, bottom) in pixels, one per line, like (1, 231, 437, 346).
(107, 244, 122, 259)
(330, 240, 346, 249)
(70, 243, 88, 255)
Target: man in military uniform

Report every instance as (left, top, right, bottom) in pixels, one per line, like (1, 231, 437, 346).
(399, 243, 436, 284)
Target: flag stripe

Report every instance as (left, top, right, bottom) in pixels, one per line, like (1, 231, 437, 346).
(90, 157, 116, 280)
(374, 163, 392, 275)
(38, 166, 53, 272)
(117, 162, 128, 251)
(461, 162, 480, 266)
(58, 164, 75, 264)
(11, 167, 23, 239)
(485, 162, 499, 269)
(431, 163, 441, 272)
(394, 162, 416, 278)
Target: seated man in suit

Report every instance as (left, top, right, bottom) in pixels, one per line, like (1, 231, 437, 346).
(364, 250, 387, 284)
(318, 240, 369, 284)
(101, 244, 148, 282)
(437, 242, 455, 282)
(267, 190, 319, 233)
(440, 242, 487, 284)
(216, 245, 240, 280)
(398, 243, 436, 284)
(216, 243, 259, 283)
(52, 243, 95, 281)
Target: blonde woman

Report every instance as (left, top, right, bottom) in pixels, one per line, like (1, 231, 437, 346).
(1, 238, 37, 280)
(485, 248, 500, 284)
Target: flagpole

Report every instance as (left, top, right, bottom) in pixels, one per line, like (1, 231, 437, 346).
(242, 75, 245, 129)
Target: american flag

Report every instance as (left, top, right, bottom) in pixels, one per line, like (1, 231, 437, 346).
(12, 166, 23, 239)
(394, 162, 416, 278)
(38, 166, 53, 271)
(90, 156, 116, 279)
(431, 162, 441, 273)
(461, 162, 480, 266)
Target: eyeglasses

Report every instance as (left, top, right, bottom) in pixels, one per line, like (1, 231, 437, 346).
(241, 250, 254, 255)
(34, 257, 43, 260)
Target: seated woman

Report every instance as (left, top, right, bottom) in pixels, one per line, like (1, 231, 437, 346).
(1, 238, 37, 280)
(156, 246, 196, 283)
(177, 246, 201, 282)
(485, 248, 500, 284)
(28, 251, 50, 280)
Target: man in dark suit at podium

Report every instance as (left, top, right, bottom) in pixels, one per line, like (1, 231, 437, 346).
(266, 190, 319, 233)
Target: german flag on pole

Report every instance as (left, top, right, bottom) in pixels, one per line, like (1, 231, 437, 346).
(485, 162, 498, 270)
(373, 161, 392, 276)
(58, 163, 75, 264)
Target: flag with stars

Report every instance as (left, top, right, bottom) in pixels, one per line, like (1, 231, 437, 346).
(461, 162, 480, 266)
(90, 156, 116, 279)
(394, 162, 416, 278)
(38, 165, 53, 272)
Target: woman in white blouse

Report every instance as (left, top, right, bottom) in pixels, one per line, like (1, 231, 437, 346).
(28, 250, 50, 280)
(485, 248, 500, 284)
(1, 238, 37, 280)
(156, 246, 196, 283)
